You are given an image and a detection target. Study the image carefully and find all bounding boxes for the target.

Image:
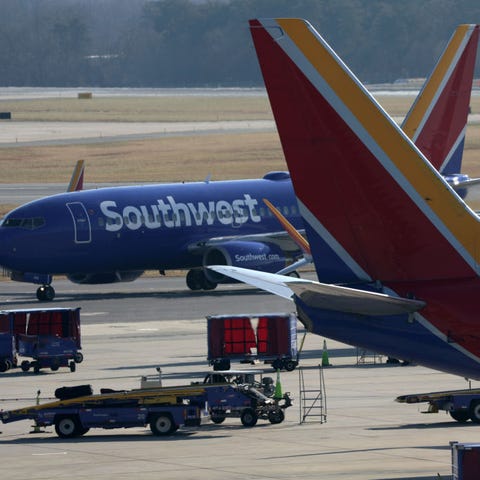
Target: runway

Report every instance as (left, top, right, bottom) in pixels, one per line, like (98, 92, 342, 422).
(0, 275, 479, 479)
(0, 120, 275, 147)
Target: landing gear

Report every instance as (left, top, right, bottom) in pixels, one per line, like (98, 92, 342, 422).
(36, 285, 55, 302)
(186, 269, 217, 291)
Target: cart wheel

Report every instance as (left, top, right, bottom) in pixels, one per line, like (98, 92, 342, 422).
(33, 363, 41, 374)
(272, 359, 282, 371)
(150, 413, 175, 435)
(240, 408, 258, 427)
(213, 359, 230, 371)
(0, 359, 8, 372)
(21, 360, 30, 372)
(284, 360, 297, 372)
(69, 361, 76, 372)
(74, 352, 84, 363)
(268, 409, 285, 424)
(54, 415, 81, 438)
(211, 413, 226, 424)
(470, 401, 480, 423)
(51, 364, 59, 371)
(450, 409, 470, 423)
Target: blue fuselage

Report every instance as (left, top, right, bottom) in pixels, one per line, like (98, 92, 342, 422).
(0, 173, 301, 275)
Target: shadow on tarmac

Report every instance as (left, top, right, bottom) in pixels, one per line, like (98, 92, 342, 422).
(0, 421, 274, 444)
(0, 286, 269, 308)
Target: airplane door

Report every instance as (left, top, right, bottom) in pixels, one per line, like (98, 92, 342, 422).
(66, 202, 92, 243)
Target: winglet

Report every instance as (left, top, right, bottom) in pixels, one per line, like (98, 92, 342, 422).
(263, 198, 311, 256)
(67, 160, 85, 192)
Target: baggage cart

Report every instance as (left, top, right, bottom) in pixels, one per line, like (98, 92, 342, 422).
(207, 313, 298, 371)
(10, 308, 83, 373)
(0, 311, 17, 372)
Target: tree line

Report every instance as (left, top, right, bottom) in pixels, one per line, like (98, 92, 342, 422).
(1, 0, 479, 87)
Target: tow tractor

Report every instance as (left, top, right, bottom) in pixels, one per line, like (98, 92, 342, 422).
(396, 388, 480, 423)
(1, 384, 209, 438)
(142, 369, 292, 427)
(200, 370, 292, 426)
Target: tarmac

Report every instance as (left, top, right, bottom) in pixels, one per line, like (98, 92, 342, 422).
(0, 277, 479, 479)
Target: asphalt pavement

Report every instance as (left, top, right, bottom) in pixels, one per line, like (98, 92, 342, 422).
(0, 276, 478, 480)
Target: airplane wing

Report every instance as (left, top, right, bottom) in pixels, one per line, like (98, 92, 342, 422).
(209, 265, 426, 316)
(187, 229, 306, 256)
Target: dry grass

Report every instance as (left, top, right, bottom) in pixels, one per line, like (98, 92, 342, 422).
(0, 96, 274, 122)
(1, 93, 480, 216)
(0, 131, 285, 184)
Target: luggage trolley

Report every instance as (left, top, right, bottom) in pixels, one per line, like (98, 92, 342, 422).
(0, 311, 17, 372)
(13, 308, 83, 373)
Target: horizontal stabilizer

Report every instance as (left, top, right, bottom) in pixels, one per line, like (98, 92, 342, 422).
(209, 266, 425, 316)
(288, 281, 425, 316)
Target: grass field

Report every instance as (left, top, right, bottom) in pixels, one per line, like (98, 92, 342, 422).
(1, 93, 480, 216)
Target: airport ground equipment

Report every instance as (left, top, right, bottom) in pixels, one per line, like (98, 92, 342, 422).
(396, 388, 480, 423)
(207, 313, 299, 371)
(0, 311, 17, 372)
(196, 369, 292, 426)
(0, 384, 208, 438)
(142, 369, 292, 427)
(10, 308, 83, 373)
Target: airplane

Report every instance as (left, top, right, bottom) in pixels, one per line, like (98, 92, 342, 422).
(209, 19, 480, 381)
(1, 171, 305, 301)
(0, 23, 477, 302)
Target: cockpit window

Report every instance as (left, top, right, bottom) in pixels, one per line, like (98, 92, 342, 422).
(2, 217, 45, 230)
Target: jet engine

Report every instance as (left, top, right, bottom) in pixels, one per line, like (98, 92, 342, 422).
(203, 240, 286, 284)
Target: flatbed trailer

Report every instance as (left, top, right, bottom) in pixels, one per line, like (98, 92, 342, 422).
(1, 384, 209, 437)
(396, 388, 480, 423)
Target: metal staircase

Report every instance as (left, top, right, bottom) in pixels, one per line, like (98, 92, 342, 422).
(298, 365, 327, 424)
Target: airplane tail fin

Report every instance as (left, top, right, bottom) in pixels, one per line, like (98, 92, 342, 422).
(250, 18, 479, 284)
(402, 24, 479, 174)
(67, 160, 85, 192)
